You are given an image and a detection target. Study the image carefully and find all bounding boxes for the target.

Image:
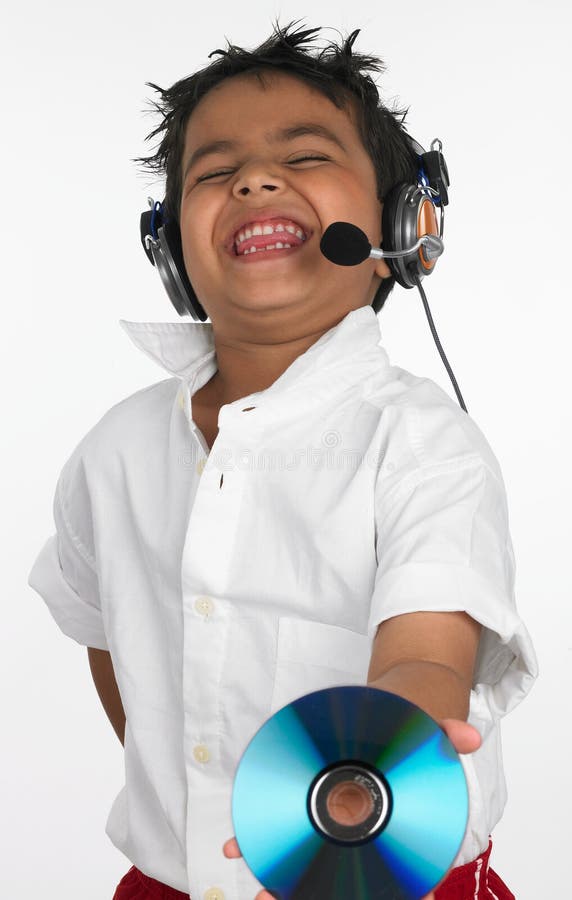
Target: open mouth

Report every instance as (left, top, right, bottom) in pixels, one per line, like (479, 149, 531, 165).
(232, 218, 308, 256)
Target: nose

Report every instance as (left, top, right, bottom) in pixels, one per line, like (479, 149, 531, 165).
(232, 160, 286, 198)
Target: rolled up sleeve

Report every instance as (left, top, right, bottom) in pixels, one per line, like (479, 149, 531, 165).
(28, 459, 109, 651)
(368, 425, 537, 724)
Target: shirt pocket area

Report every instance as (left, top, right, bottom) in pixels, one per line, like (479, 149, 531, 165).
(270, 617, 373, 715)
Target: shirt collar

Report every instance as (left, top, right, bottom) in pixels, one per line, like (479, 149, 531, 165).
(119, 305, 390, 413)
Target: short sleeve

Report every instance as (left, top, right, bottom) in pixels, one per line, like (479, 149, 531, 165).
(368, 394, 537, 724)
(28, 452, 109, 651)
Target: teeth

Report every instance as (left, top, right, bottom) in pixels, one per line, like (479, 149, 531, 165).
(234, 220, 308, 251)
(241, 243, 296, 255)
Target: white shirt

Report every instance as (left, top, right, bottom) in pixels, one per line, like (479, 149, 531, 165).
(28, 304, 537, 899)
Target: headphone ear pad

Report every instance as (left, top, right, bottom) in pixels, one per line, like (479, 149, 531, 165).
(381, 183, 403, 257)
(159, 220, 209, 321)
(381, 183, 416, 289)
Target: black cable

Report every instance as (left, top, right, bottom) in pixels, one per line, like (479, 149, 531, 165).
(412, 275, 468, 414)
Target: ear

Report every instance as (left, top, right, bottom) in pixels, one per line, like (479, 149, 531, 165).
(373, 256, 392, 280)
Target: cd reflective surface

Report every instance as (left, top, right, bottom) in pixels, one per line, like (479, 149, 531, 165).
(232, 686, 468, 900)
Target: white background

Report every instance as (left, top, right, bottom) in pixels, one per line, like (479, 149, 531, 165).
(2, 1, 570, 897)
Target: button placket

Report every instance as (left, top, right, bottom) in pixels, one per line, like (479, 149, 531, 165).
(192, 594, 214, 768)
(181, 420, 260, 899)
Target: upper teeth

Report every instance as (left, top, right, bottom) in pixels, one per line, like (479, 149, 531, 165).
(235, 222, 306, 246)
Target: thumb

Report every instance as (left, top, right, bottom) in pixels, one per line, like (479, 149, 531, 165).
(223, 837, 242, 858)
(440, 718, 482, 754)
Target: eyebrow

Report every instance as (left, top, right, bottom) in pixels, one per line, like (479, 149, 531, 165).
(182, 123, 347, 182)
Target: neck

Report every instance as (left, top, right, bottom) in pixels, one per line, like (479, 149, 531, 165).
(207, 327, 325, 406)
(198, 301, 365, 408)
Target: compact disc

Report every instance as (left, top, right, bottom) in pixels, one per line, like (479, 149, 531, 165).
(232, 685, 468, 900)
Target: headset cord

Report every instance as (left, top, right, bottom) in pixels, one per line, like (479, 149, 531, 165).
(413, 275, 468, 414)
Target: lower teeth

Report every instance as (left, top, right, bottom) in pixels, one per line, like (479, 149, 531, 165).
(242, 243, 292, 255)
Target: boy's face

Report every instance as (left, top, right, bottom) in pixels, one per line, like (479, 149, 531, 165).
(179, 71, 391, 335)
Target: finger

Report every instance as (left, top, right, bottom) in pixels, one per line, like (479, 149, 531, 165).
(440, 718, 482, 754)
(224, 839, 274, 898)
(223, 837, 241, 858)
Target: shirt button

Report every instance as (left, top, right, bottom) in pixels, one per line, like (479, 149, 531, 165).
(195, 596, 213, 617)
(204, 889, 225, 900)
(193, 744, 210, 764)
(196, 458, 206, 475)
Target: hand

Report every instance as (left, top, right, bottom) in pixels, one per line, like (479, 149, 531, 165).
(222, 839, 274, 900)
(223, 717, 481, 900)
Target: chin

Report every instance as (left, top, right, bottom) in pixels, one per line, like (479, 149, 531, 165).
(224, 292, 310, 314)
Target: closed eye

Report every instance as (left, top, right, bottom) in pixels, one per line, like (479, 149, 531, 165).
(196, 169, 235, 183)
(195, 155, 329, 183)
(288, 155, 329, 164)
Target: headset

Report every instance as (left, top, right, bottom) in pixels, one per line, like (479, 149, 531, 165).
(139, 137, 467, 411)
(140, 135, 449, 317)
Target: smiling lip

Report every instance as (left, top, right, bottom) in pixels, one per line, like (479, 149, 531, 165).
(232, 243, 307, 264)
(224, 211, 312, 255)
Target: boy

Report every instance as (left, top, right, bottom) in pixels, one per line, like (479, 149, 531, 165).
(28, 22, 537, 900)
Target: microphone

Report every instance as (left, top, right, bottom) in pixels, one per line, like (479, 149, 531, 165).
(320, 221, 444, 266)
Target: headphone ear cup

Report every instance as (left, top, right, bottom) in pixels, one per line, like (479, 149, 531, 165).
(382, 183, 440, 289)
(140, 204, 208, 321)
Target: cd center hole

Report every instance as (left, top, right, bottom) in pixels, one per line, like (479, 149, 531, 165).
(325, 780, 374, 827)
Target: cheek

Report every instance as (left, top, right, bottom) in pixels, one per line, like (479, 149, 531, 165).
(312, 171, 381, 235)
(180, 202, 217, 276)
(357, 194, 383, 245)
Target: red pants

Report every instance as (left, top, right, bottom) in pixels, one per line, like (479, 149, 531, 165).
(113, 839, 514, 899)
(434, 840, 515, 899)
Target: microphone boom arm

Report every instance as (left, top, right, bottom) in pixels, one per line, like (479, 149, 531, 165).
(370, 235, 444, 261)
